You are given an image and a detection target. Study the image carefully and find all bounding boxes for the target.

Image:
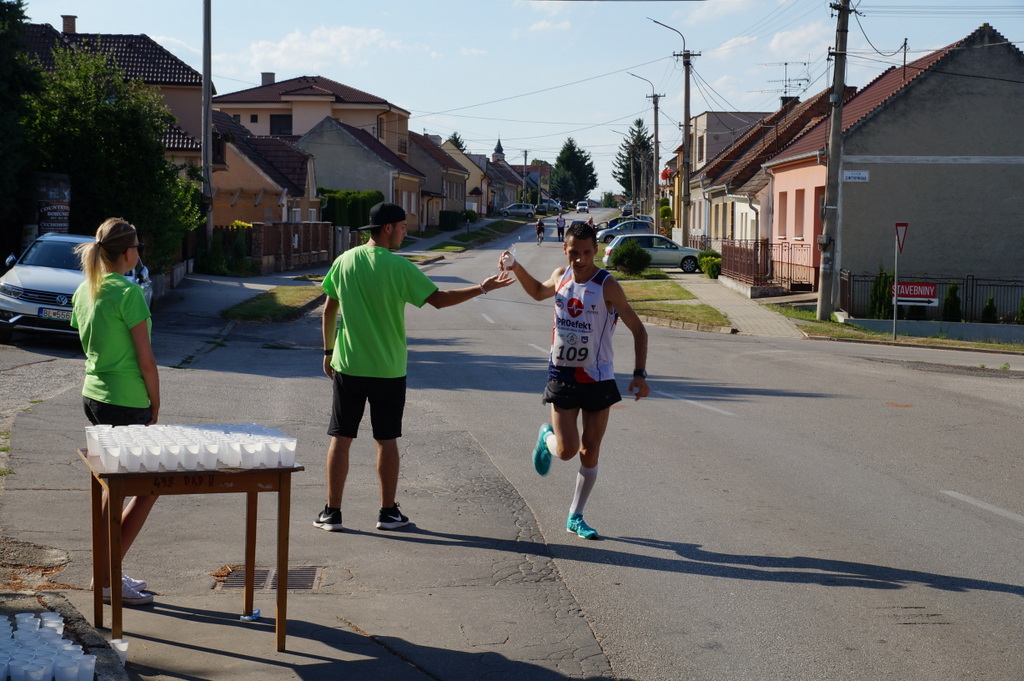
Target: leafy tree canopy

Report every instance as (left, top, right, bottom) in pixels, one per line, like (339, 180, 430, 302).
(21, 46, 202, 270)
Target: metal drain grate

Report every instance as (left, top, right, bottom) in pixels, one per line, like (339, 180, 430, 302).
(215, 566, 323, 592)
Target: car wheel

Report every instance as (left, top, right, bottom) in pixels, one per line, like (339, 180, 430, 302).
(680, 257, 698, 273)
(0, 323, 13, 344)
(527, 213, 534, 219)
(603, 235, 614, 244)
(502, 211, 510, 218)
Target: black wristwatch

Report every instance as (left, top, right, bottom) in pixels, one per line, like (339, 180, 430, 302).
(633, 369, 647, 378)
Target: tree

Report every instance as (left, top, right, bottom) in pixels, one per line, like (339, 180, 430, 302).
(0, 0, 41, 253)
(612, 119, 654, 202)
(446, 132, 466, 152)
(21, 46, 202, 270)
(550, 167, 576, 202)
(554, 137, 597, 201)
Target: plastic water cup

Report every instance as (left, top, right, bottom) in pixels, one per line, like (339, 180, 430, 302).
(123, 445, 143, 472)
(76, 654, 96, 681)
(110, 638, 128, 666)
(279, 438, 297, 467)
(60, 644, 82, 655)
(100, 446, 121, 473)
(13, 614, 38, 630)
(222, 441, 242, 467)
(0, 657, 8, 681)
(21, 662, 46, 681)
(161, 443, 181, 471)
(9, 659, 34, 681)
(41, 620, 63, 636)
(238, 442, 260, 468)
(54, 658, 79, 681)
(199, 443, 219, 470)
(31, 655, 53, 679)
(142, 444, 161, 471)
(181, 443, 200, 470)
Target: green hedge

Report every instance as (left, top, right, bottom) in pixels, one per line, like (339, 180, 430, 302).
(318, 188, 385, 228)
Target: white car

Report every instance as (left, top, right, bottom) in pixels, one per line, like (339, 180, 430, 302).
(576, 201, 589, 213)
(0, 232, 152, 343)
(596, 220, 655, 244)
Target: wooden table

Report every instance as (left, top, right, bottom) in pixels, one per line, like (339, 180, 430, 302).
(77, 449, 304, 651)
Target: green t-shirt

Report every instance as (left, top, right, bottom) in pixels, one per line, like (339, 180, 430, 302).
(71, 273, 152, 408)
(322, 245, 438, 378)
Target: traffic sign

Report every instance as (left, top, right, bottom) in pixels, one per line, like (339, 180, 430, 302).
(895, 222, 908, 254)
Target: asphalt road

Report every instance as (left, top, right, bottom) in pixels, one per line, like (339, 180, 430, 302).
(2, 216, 1023, 680)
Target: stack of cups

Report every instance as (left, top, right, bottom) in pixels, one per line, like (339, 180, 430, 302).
(85, 423, 298, 473)
(1, 611, 98, 680)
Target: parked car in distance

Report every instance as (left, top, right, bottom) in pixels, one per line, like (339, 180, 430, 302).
(620, 203, 633, 216)
(596, 219, 655, 244)
(560, 200, 573, 210)
(603, 234, 701, 273)
(535, 203, 549, 215)
(0, 232, 153, 343)
(501, 203, 536, 218)
(607, 214, 653, 229)
(576, 201, 589, 213)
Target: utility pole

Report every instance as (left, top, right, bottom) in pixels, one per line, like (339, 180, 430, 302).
(201, 0, 213, 239)
(629, 72, 663, 221)
(817, 0, 852, 320)
(649, 19, 698, 241)
(523, 149, 529, 203)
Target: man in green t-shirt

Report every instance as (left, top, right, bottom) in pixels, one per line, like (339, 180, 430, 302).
(315, 202, 513, 532)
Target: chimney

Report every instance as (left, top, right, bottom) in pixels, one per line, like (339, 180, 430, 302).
(780, 96, 798, 109)
(62, 15, 77, 34)
(261, 72, 275, 86)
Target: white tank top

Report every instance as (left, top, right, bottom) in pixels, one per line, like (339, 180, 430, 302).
(549, 268, 618, 383)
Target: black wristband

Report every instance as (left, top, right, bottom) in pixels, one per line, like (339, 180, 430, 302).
(324, 349, 333, 356)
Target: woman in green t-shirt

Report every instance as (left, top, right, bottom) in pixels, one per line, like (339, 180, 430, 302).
(72, 217, 160, 606)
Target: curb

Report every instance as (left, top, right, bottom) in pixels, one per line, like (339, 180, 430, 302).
(637, 314, 737, 335)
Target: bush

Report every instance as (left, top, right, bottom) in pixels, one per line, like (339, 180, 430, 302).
(699, 256, 721, 279)
(439, 210, 465, 231)
(1017, 295, 1024, 325)
(980, 293, 998, 323)
(463, 209, 478, 224)
(609, 238, 652, 275)
(697, 248, 721, 261)
(941, 283, 962, 322)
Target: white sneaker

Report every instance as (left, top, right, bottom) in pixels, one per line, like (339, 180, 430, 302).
(122, 573, 148, 591)
(101, 575, 153, 606)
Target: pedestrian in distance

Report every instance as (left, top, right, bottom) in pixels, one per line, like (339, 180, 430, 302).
(315, 202, 515, 533)
(72, 218, 159, 606)
(555, 212, 566, 242)
(498, 221, 649, 540)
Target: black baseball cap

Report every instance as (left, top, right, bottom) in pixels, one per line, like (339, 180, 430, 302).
(360, 202, 406, 230)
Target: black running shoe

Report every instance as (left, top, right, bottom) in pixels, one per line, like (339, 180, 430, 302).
(377, 503, 410, 530)
(314, 506, 343, 531)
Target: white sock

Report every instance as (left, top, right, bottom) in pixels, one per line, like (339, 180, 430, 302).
(545, 431, 558, 456)
(569, 464, 598, 516)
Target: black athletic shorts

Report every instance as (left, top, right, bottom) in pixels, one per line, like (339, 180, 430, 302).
(542, 379, 622, 413)
(83, 397, 151, 427)
(328, 373, 406, 441)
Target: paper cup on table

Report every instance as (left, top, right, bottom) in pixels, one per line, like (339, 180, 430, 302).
(100, 446, 121, 473)
(142, 444, 161, 471)
(161, 443, 181, 471)
(222, 441, 242, 467)
(110, 638, 128, 666)
(279, 438, 297, 467)
(238, 442, 260, 468)
(199, 442, 219, 469)
(123, 445, 143, 472)
(181, 443, 201, 470)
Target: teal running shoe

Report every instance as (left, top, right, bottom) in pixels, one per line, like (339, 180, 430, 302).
(533, 424, 554, 475)
(567, 513, 598, 539)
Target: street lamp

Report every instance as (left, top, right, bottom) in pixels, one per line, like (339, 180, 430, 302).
(649, 18, 698, 241)
(628, 72, 661, 224)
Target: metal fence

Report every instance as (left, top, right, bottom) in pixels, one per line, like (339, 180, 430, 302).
(719, 239, 816, 290)
(839, 271, 1024, 322)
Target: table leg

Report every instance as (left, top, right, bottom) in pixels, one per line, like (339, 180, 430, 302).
(107, 480, 124, 639)
(276, 473, 290, 651)
(244, 491, 257, 617)
(90, 475, 104, 629)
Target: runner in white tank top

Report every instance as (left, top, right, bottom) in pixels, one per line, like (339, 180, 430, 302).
(499, 221, 649, 540)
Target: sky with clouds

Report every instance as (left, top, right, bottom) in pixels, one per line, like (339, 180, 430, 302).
(23, 0, 1024, 197)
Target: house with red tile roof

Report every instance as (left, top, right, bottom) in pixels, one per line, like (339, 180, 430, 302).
(408, 133, 470, 229)
(210, 112, 321, 228)
(441, 142, 494, 217)
(295, 117, 424, 225)
(23, 15, 204, 165)
(759, 23, 1024, 302)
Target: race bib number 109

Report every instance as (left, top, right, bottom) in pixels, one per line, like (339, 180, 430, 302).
(552, 330, 590, 367)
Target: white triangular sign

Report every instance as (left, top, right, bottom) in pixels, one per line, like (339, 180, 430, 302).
(895, 222, 908, 254)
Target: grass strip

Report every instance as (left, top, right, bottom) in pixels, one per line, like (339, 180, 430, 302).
(620, 280, 696, 302)
(222, 285, 324, 321)
(632, 302, 730, 327)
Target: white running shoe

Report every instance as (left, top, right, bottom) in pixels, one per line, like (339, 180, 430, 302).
(101, 574, 154, 606)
